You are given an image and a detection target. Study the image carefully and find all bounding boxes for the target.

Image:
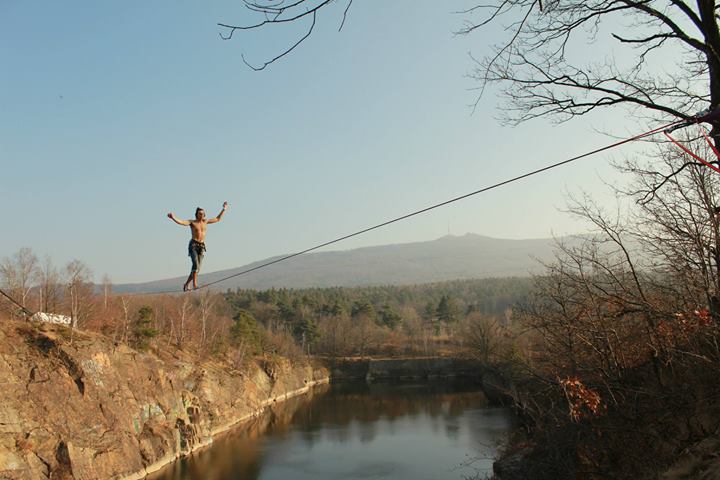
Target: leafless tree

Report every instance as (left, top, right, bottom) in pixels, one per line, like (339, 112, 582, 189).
(119, 296, 132, 343)
(350, 312, 381, 358)
(1, 247, 39, 310)
(458, 1, 720, 125)
(197, 290, 217, 348)
(37, 255, 61, 313)
(317, 313, 352, 357)
(65, 259, 93, 329)
(460, 1, 720, 196)
(101, 274, 112, 309)
(462, 312, 507, 363)
(509, 141, 720, 476)
(175, 294, 192, 347)
(529, 142, 720, 381)
(618, 138, 720, 318)
(400, 306, 424, 354)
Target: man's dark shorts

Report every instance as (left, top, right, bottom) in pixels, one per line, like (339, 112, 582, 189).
(188, 240, 206, 273)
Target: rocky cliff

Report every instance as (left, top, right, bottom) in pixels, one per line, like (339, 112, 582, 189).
(0, 320, 328, 480)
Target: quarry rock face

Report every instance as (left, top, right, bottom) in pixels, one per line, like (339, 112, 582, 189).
(0, 321, 328, 480)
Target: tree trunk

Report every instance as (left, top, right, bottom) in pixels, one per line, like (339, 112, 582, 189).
(699, 0, 720, 147)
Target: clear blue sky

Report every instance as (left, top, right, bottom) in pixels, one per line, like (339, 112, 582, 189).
(1, 1, 649, 283)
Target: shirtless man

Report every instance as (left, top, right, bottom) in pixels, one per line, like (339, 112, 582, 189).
(167, 202, 228, 291)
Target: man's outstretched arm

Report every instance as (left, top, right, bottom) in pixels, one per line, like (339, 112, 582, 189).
(167, 213, 191, 226)
(207, 201, 229, 224)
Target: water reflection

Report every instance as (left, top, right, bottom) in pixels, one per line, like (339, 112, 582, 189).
(150, 381, 514, 480)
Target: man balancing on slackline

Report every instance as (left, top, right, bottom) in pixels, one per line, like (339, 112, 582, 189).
(167, 201, 228, 291)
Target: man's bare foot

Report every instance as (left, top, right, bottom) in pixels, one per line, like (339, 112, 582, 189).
(183, 283, 190, 292)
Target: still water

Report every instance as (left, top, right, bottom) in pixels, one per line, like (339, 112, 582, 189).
(151, 382, 514, 480)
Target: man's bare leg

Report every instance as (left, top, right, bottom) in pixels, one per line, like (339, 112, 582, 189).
(192, 271, 199, 290)
(183, 273, 193, 292)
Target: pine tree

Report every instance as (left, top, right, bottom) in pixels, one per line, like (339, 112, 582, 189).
(436, 295, 458, 324)
(132, 306, 158, 351)
(230, 310, 263, 354)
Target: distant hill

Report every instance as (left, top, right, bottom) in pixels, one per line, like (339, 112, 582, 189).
(114, 233, 575, 293)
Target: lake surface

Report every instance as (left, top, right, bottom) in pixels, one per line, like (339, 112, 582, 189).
(151, 381, 515, 480)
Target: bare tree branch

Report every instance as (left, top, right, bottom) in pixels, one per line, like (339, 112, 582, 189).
(339, 0, 353, 32)
(241, 10, 318, 71)
(218, 0, 343, 68)
(458, 0, 720, 138)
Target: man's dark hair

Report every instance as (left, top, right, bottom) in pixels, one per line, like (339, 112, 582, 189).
(196, 207, 204, 216)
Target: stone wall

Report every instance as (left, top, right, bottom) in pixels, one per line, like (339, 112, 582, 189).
(329, 357, 515, 406)
(0, 321, 328, 480)
(329, 357, 484, 381)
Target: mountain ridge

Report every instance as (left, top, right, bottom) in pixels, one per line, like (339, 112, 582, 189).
(114, 233, 578, 293)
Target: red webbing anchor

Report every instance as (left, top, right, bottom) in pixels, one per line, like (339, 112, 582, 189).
(664, 108, 720, 173)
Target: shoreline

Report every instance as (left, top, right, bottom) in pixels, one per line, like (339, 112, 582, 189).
(123, 377, 330, 480)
